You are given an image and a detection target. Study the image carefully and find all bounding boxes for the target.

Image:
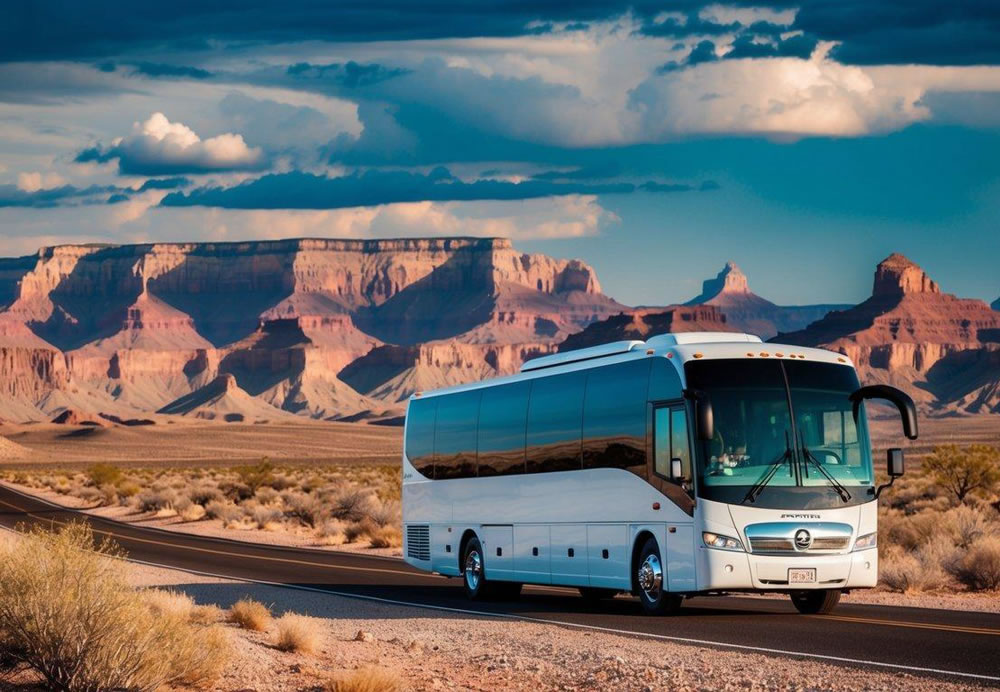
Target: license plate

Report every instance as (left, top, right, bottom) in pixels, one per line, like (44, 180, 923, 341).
(788, 568, 817, 584)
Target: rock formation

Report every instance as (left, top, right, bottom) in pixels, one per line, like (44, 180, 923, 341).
(779, 254, 1000, 415)
(157, 373, 299, 422)
(558, 305, 735, 352)
(0, 238, 623, 423)
(685, 261, 849, 339)
(993, 296, 999, 311)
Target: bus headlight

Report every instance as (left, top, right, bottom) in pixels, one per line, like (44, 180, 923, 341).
(702, 532, 744, 552)
(854, 532, 877, 551)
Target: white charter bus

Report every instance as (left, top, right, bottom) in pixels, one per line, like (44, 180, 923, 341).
(401, 332, 917, 615)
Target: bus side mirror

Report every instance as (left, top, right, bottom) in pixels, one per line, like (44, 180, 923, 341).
(685, 389, 714, 442)
(849, 385, 918, 441)
(875, 448, 906, 498)
(670, 458, 684, 481)
(887, 448, 905, 477)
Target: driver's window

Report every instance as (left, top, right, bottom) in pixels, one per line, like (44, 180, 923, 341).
(654, 405, 691, 480)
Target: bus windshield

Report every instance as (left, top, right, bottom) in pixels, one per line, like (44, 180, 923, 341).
(684, 358, 874, 510)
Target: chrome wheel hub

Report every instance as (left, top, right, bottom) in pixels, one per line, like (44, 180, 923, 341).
(465, 550, 483, 591)
(637, 554, 663, 599)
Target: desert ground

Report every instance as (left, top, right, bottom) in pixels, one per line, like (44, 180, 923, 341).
(0, 527, 989, 692)
(0, 419, 402, 469)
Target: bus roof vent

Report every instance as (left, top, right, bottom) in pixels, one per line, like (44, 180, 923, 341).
(520, 340, 646, 373)
(646, 332, 763, 348)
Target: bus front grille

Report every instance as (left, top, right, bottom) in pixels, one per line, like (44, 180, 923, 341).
(745, 522, 853, 555)
(406, 525, 431, 561)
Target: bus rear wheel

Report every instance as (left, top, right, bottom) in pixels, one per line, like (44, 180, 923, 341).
(790, 589, 841, 614)
(635, 536, 682, 615)
(462, 537, 489, 600)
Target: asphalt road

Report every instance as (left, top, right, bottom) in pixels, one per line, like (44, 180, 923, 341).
(2, 483, 999, 685)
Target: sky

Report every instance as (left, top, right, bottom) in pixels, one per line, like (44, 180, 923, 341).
(1, 1, 999, 307)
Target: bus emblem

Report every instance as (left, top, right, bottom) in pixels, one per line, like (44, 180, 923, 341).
(793, 529, 813, 550)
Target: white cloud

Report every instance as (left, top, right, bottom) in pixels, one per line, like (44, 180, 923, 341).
(699, 5, 797, 27)
(109, 112, 265, 172)
(16, 171, 67, 192)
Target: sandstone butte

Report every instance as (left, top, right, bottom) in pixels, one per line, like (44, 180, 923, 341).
(779, 253, 1000, 415)
(0, 238, 623, 423)
(0, 240, 996, 423)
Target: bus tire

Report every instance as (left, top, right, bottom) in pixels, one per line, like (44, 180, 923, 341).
(790, 589, 841, 614)
(461, 536, 490, 600)
(578, 587, 619, 601)
(635, 536, 682, 615)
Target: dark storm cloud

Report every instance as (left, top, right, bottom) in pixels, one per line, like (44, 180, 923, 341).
(0, 183, 120, 208)
(3, 1, 998, 66)
(159, 167, 712, 210)
(284, 61, 407, 88)
(129, 62, 214, 79)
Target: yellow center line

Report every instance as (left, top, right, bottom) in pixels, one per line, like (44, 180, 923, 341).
(809, 613, 1000, 637)
(0, 497, 442, 581)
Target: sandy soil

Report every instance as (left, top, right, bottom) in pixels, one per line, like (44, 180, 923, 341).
(0, 420, 403, 469)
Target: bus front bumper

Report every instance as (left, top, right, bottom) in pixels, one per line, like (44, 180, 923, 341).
(696, 546, 878, 592)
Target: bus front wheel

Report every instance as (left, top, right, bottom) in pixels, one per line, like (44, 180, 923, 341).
(635, 536, 682, 615)
(790, 589, 841, 614)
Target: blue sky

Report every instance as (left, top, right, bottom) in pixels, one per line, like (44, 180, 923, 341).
(1, 1, 999, 306)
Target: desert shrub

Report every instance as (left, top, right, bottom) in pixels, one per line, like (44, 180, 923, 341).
(273, 613, 320, 654)
(137, 488, 177, 512)
(330, 487, 376, 522)
(366, 523, 402, 549)
(76, 486, 104, 505)
(283, 491, 324, 527)
(879, 539, 954, 593)
(86, 462, 122, 488)
(343, 519, 368, 544)
(255, 486, 279, 505)
(325, 666, 403, 692)
(205, 500, 241, 523)
(228, 598, 272, 631)
(945, 504, 998, 549)
(270, 473, 296, 491)
(251, 505, 284, 529)
(236, 459, 275, 494)
(219, 480, 254, 501)
(0, 522, 230, 691)
(364, 499, 400, 528)
(317, 519, 346, 546)
(924, 445, 1000, 504)
(953, 537, 1000, 591)
(178, 502, 207, 522)
(116, 480, 141, 498)
(189, 484, 224, 506)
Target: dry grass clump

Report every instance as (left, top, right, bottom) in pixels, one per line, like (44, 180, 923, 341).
(0, 522, 230, 691)
(228, 597, 272, 631)
(325, 666, 403, 692)
(145, 588, 195, 621)
(273, 613, 321, 654)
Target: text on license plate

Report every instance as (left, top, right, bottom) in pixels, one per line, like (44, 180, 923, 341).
(788, 568, 817, 584)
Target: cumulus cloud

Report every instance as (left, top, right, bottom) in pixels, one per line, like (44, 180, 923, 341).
(16, 171, 67, 192)
(76, 112, 266, 175)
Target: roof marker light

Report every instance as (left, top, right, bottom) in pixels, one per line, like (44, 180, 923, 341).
(646, 348, 654, 355)
(759, 352, 769, 358)
(693, 352, 704, 359)
(775, 352, 784, 357)
(666, 352, 674, 359)
(746, 352, 754, 357)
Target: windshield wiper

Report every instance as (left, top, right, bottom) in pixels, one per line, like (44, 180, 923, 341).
(799, 432, 851, 503)
(742, 431, 794, 504)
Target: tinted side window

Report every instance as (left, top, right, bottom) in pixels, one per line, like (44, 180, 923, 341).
(655, 406, 691, 479)
(405, 397, 436, 478)
(526, 371, 586, 473)
(434, 390, 481, 479)
(477, 381, 530, 476)
(582, 359, 650, 472)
